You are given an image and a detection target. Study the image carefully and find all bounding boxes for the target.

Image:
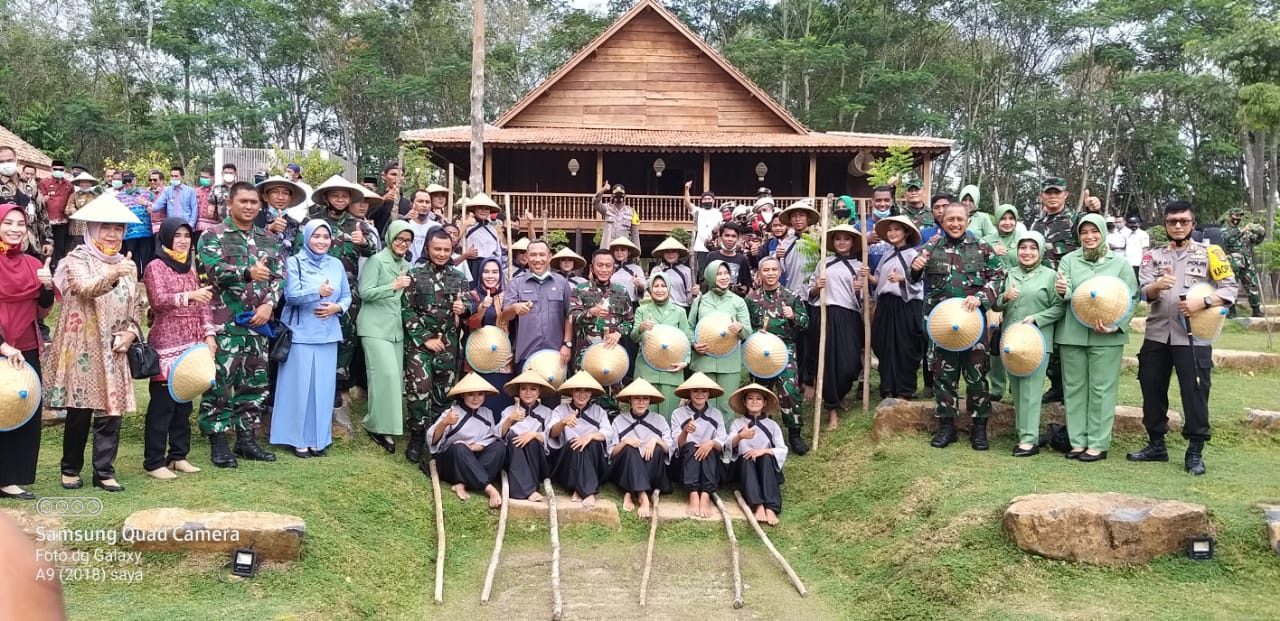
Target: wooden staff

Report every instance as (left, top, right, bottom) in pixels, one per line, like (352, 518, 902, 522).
(545, 479, 564, 621)
(711, 493, 744, 609)
(812, 195, 831, 451)
(541, 206, 549, 239)
(428, 459, 446, 604)
(733, 490, 808, 597)
(860, 197, 871, 411)
(480, 471, 511, 604)
(504, 193, 515, 279)
(447, 163, 455, 222)
(638, 490, 660, 606)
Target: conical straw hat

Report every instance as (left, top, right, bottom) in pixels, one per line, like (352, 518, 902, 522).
(358, 184, 384, 207)
(640, 324, 690, 372)
(309, 174, 366, 206)
(466, 192, 500, 211)
(616, 378, 665, 404)
(503, 369, 557, 398)
(728, 383, 780, 416)
(779, 200, 820, 227)
(0, 360, 41, 431)
(70, 172, 97, 184)
(651, 237, 689, 258)
(825, 223, 865, 249)
(446, 372, 498, 398)
(256, 176, 305, 207)
(1184, 282, 1228, 342)
(465, 325, 513, 374)
(69, 193, 142, 224)
(581, 342, 630, 386)
(1070, 275, 1132, 327)
(167, 344, 216, 403)
(523, 349, 568, 388)
(607, 236, 641, 258)
(695, 312, 740, 358)
(927, 298, 986, 351)
(999, 322, 1047, 378)
(511, 237, 531, 252)
(674, 372, 725, 399)
(742, 331, 790, 379)
(551, 247, 586, 270)
(873, 215, 922, 247)
(558, 370, 605, 396)
(425, 183, 449, 194)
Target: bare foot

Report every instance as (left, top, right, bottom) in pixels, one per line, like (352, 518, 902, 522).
(571, 492, 582, 503)
(764, 508, 779, 526)
(622, 492, 635, 512)
(802, 385, 815, 401)
(637, 493, 651, 519)
(582, 494, 597, 509)
(827, 409, 839, 431)
(754, 505, 767, 522)
(686, 493, 701, 518)
(451, 483, 470, 501)
(485, 485, 503, 509)
(527, 491, 544, 502)
(699, 493, 714, 518)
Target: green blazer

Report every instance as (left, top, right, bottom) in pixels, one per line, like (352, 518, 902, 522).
(357, 220, 411, 341)
(689, 260, 750, 374)
(997, 264, 1065, 346)
(1054, 248, 1138, 347)
(630, 298, 693, 386)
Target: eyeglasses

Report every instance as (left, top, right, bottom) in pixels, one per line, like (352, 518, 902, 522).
(1165, 218, 1194, 227)
(391, 237, 412, 245)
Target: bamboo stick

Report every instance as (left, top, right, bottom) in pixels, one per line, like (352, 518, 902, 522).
(711, 493, 744, 609)
(480, 471, 511, 603)
(639, 490, 660, 606)
(860, 197, 871, 411)
(733, 490, 808, 597)
(428, 459, 446, 604)
(504, 193, 515, 279)
(447, 163, 455, 223)
(812, 195, 831, 450)
(545, 479, 563, 621)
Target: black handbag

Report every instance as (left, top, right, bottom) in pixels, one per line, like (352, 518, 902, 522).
(268, 318, 293, 363)
(126, 322, 161, 379)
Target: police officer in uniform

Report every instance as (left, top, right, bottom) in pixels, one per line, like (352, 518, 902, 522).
(1128, 200, 1237, 475)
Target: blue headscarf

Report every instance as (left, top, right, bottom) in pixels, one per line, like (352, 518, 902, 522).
(298, 219, 333, 268)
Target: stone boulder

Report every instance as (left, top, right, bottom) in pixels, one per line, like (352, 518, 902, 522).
(1261, 504, 1280, 556)
(1130, 317, 1147, 333)
(1003, 493, 1211, 565)
(1237, 316, 1280, 331)
(1246, 410, 1280, 432)
(123, 508, 305, 561)
(1212, 350, 1280, 371)
(871, 399, 1179, 442)
(1041, 403, 1181, 435)
(331, 405, 353, 440)
(41, 408, 65, 426)
(1, 509, 65, 550)
(507, 497, 621, 529)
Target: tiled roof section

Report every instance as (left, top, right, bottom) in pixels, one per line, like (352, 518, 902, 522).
(0, 124, 52, 167)
(399, 126, 954, 153)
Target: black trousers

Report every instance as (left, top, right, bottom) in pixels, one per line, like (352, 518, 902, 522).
(608, 445, 670, 494)
(122, 236, 156, 279)
(551, 440, 607, 496)
(143, 381, 193, 471)
(1137, 339, 1212, 442)
(822, 306, 864, 409)
(872, 296, 924, 398)
(736, 453, 783, 514)
(0, 349, 41, 487)
(675, 442, 723, 493)
(61, 408, 121, 482)
(799, 302, 820, 386)
(436, 443, 506, 492)
(51, 223, 70, 270)
(505, 438, 548, 499)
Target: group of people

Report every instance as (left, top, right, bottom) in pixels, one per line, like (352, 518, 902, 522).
(0, 151, 1259, 510)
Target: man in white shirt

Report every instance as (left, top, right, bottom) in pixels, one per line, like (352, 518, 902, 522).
(286, 163, 314, 212)
(684, 180, 720, 269)
(1108, 215, 1129, 253)
(1123, 216, 1150, 281)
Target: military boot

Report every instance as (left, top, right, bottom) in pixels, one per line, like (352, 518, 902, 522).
(930, 418, 957, 448)
(969, 418, 989, 451)
(787, 428, 810, 456)
(1251, 306, 1264, 318)
(1126, 434, 1168, 462)
(234, 428, 277, 462)
(208, 433, 238, 469)
(405, 428, 427, 463)
(1184, 440, 1206, 476)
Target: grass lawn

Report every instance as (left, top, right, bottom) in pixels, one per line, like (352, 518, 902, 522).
(14, 325, 1280, 621)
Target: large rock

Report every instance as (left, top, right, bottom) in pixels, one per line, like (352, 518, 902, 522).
(654, 496, 745, 523)
(41, 408, 65, 426)
(1237, 316, 1280, 331)
(507, 497, 621, 529)
(1003, 493, 1211, 565)
(871, 399, 1179, 442)
(1130, 317, 1147, 333)
(1261, 504, 1280, 556)
(1212, 350, 1280, 371)
(1246, 409, 1280, 432)
(1, 509, 66, 550)
(123, 508, 305, 561)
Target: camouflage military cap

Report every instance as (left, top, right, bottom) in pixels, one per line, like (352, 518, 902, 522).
(1041, 177, 1067, 192)
(1228, 207, 1245, 216)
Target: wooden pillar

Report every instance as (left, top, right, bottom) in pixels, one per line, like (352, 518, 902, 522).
(595, 150, 604, 189)
(807, 153, 817, 198)
(702, 152, 711, 192)
(575, 229, 583, 254)
(484, 147, 493, 193)
(921, 153, 933, 205)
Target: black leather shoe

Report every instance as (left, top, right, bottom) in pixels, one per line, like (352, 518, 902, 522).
(405, 429, 426, 463)
(969, 419, 989, 451)
(208, 433, 238, 469)
(367, 430, 394, 454)
(93, 479, 125, 492)
(61, 476, 83, 489)
(0, 488, 36, 500)
(1011, 445, 1040, 457)
(1042, 389, 1064, 403)
(309, 448, 327, 458)
(930, 419, 957, 448)
(1077, 451, 1107, 462)
(294, 449, 312, 459)
(787, 429, 810, 456)
(1185, 441, 1206, 475)
(1126, 437, 1168, 462)
(233, 429, 277, 462)
(1065, 450, 1084, 459)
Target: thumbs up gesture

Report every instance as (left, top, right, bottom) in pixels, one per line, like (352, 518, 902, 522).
(37, 258, 53, 288)
(248, 256, 271, 282)
(319, 279, 334, 298)
(911, 249, 930, 272)
(392, 267, 411, 290)
(452, 292, 466, 316)
(350, 228, 366, 246)
(1155, 266, 1176, 292)
(1055, 271, 1068, 296)
(1003, 282, 1020, 302)
(189, 285, 214, 305)
(1084, 189, 1101, 212)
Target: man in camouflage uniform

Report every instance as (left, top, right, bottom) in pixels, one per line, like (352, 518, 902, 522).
(1030, 176, 1078, 403)
(309, 177, 378, 400)
(910, 202, 1005, 450)
(402, 229, 472, 463)
(746, 256, 811, 455)
(569, 249, 635, 416)
(1221, 207, 1264, 317)
(900, 180, 934, 229)
(197, 182, 283, 468)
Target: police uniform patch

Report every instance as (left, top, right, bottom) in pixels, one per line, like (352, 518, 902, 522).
(1207, 244, 1233, 280)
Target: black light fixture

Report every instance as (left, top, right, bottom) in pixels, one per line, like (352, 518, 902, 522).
(231, 548, 259, 578)
(1187, 536, 1214, 561)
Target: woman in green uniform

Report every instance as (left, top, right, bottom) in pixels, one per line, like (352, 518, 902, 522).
(689, 260, 750, 422)
(629, 272, 692, 418)
(988, 203, 1026, 401)
(358, 220, 413, 453)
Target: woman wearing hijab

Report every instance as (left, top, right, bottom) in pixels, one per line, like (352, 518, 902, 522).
(141, 218, 217, 480)
(45, 195, 145, 492)
(689, 260, 751, 422)
(358, 220, 413, 453)
(464, 257, 515, 414)
(987, 204, 1027, 402)
(1055, 213, 1139, 462)
(272, 220, 352, 458)
(629, 271, 692, 418)
(0, 203, 54, 500)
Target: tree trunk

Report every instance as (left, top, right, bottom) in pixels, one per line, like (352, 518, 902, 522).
(469, 0, 487, 192)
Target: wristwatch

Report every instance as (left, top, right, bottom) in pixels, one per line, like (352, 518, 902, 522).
(1203, 296, 1213, 309)
(562, 340, 572, 349)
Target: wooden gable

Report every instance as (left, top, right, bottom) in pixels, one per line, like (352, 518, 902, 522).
(499, 2, 802, 134)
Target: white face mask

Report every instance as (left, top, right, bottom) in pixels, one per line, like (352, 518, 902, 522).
(222, 173, 235, 183)
(0, 162, 16, 176)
